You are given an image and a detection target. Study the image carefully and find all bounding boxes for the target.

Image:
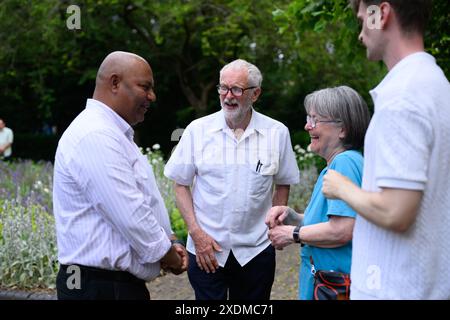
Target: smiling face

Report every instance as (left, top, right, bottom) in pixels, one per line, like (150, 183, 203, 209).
(117, 60, 156, 126)
(219, 68, 259, 127)
(304, 110, 346, 163)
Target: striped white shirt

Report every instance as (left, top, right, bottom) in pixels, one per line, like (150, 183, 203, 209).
(53, 99, 172, 281)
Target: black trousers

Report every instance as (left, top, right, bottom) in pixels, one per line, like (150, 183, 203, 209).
(56, 264, 150, 300)
(188, 244, 276, 300)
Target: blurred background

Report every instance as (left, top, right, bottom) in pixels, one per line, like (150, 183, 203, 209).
(1, 0, 448, 161)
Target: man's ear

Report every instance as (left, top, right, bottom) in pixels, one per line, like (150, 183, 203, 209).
(110, 74, 120, 93)
(379, 2, 392, 30)
(252, 87, 262, 103)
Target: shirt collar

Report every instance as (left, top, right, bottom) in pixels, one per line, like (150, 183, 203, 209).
(86, 98, 134, 141)
(207, 108, 266, 137)
(370, 52, 434, 103)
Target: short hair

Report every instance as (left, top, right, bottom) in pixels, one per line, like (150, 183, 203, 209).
(349, 0, 433, 34)
(304, 86, 371, 151)
(220, 59, 263, 87)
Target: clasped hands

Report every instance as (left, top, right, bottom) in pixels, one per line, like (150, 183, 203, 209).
(265, 206, 302, 250)
(160, 240, 188, 275)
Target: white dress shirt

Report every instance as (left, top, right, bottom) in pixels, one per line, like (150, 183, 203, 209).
(53, 99, 172, 281)
(164, 109, 300, 267)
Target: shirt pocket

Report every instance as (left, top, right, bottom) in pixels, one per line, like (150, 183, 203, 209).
(247, 159, 278, 196)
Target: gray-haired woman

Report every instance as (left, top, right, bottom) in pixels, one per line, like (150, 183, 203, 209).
(265, 86, 370, 300)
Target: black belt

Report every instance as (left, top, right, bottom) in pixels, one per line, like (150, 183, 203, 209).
(60, 264, 144, 284)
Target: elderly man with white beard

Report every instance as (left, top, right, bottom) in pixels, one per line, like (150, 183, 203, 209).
(164, 59, 299, 300)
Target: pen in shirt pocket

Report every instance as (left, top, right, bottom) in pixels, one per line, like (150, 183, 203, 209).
(255, 160, 263, 173)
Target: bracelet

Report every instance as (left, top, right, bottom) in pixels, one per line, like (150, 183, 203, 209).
(171, 239, 185, 246)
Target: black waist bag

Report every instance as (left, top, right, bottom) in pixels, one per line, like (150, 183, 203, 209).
(310, 256, 351, 300)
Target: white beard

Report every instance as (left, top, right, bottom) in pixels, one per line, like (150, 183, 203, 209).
(221, 98, 251, 127)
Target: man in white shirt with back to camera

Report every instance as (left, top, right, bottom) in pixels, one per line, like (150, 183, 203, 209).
(322, 0, 450, 299)
(53, 51, 187, 300)
(165, 59, 300, 300)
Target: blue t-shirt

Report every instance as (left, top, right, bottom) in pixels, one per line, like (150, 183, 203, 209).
(298, 150, 363, 300)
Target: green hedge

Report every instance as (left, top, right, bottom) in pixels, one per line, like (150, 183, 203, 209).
(13, 134, 58, 162)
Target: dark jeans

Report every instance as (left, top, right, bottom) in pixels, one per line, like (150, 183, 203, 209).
(188, 244, 276, 300)
(56, 264, 150, 300)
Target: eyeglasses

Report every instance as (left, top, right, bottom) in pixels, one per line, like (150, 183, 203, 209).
(216, 85, 256, 97)
(306, 115, 342, 128)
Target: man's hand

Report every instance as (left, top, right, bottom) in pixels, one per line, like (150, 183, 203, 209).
(322, 169, 354, 200)
(168, 243, 188, 275)
(265, 206, 289, 229)
(268, 225, 295, 250)
(160, 245, 183, 273)
(191, 228, 222, 274)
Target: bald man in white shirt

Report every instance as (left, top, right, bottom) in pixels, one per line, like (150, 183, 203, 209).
(53, 51, 187, 300)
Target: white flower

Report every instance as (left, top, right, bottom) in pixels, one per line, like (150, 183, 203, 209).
(294, 144, 301, 151)
(145, 147, 151, 153)
(152, 144, 160, 150)
(151, 159, 158, 165)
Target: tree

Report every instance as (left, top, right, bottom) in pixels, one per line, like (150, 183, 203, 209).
(0, 0, 448, 159)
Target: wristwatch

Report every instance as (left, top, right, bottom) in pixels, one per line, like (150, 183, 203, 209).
(293, 225, 302, 243)
(171, 239, 185, 246)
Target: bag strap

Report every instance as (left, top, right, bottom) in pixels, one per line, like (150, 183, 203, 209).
(309, 256, 316, 276)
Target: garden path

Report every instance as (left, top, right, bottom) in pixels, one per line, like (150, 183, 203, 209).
(147, 244, 300, 300)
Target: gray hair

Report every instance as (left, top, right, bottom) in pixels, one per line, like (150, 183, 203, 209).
(304, 86, 371, 150)
(220, 59, 263, 87)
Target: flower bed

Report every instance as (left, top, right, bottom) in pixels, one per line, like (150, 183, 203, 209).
(0, 145, 317, 289)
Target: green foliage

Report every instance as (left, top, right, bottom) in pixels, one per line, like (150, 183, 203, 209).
(169, 208, 188, 243)
(14, 134, 58, 162)
(0, 0, 447, 160)
(142, 145, 187, 242)
(426, 0, 450, 77)
(0, 200, 58, 289)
